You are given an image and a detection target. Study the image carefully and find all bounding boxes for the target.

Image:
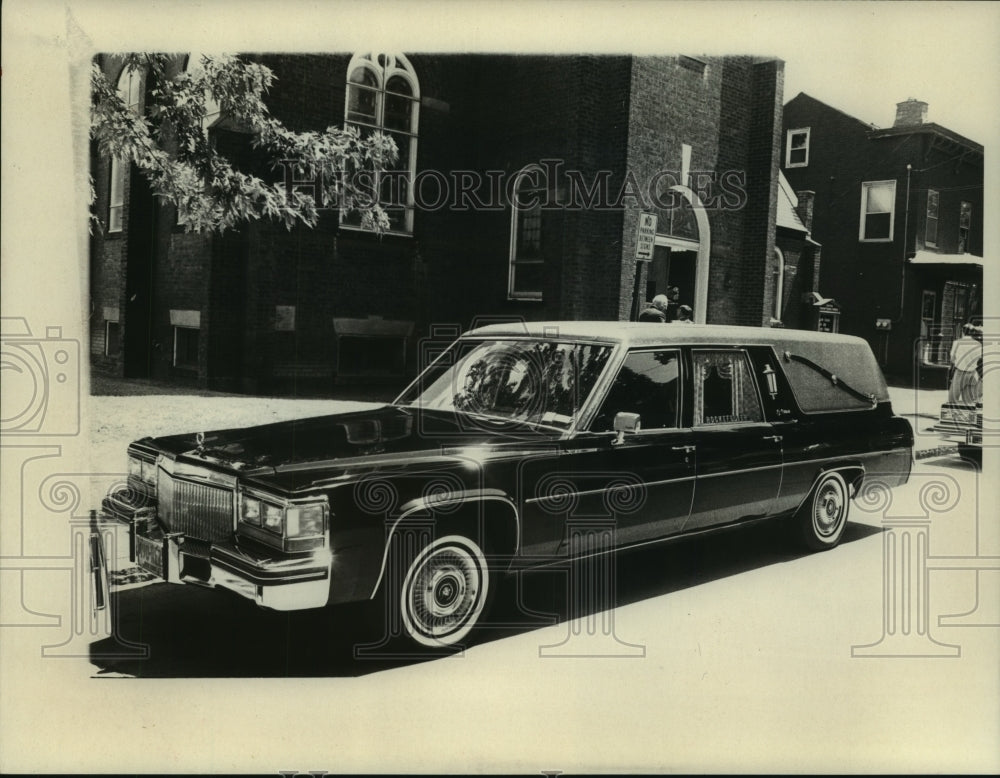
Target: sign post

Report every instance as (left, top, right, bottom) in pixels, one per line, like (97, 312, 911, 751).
(635, 213, 657, 261)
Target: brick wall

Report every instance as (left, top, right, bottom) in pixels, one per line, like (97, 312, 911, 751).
(626, 56, 783, 326)
(91, 52, 789, 393)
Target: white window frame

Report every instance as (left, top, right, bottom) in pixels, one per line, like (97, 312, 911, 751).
(959, 201, 972, 253)
(508, 164, 546, 301)
(108, 66, 143, 233)
(859, 179, 897, 242)
(108, 157, 126, 233)
(342, 52, 420, 235)
(925, 189, 939, 247)
(785, 128, 810, 168)
(104, 319, 120, 357)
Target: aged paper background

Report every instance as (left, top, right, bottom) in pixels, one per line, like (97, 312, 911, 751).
(2, 0, 998, 773)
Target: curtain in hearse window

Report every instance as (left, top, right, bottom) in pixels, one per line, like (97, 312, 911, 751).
(692, 350, 763, 425)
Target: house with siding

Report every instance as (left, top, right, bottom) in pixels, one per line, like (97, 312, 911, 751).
(782, 93, 984, 386)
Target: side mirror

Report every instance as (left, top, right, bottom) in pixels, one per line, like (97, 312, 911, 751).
(612, 412, 641, 445)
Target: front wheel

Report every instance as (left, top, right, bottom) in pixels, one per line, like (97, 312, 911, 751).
(797, 471, 850, 551)
(399, 535, 492, 648)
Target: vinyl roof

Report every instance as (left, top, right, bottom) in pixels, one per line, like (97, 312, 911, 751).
(466, 321, 869, 349)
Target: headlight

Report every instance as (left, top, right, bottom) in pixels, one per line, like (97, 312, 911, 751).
(240, 494, 283, 532)
(263, 503, 284, 533)
(238, 489, 328, 549)
(287, 504, 325, 538)
(128, 456, 157, 486)
(242, 496, 261, 526)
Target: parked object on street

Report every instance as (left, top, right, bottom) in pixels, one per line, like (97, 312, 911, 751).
(932, 323, 983, 464)
(100, 323, 913, 650)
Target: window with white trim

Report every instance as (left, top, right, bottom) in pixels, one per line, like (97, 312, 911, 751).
(959, 201, 972, 253)
(343, 53, 419, 234)
(785, 128, 810, 168)
(108, 66, 143, 232)
(508, 165, 545, 300)
(859, 180, 896, 242)
(925, 189, 939, 247)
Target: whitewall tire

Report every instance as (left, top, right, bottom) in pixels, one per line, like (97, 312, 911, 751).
(399, 534, 490, 648)
(799, 471, 850, 551)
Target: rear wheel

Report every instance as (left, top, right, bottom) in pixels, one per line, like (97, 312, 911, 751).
(399, 534, 492, 648)
(798, 471, 850, 551)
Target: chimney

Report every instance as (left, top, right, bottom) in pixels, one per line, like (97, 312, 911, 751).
(894, 98, 928, 127)
(795, 190, 816, 232)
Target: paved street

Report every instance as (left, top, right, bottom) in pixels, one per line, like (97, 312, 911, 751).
(71, 383, 998, 771)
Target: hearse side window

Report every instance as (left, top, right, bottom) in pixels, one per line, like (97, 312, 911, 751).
(692, 350, 763, 425)
(591, 349, 681, 432)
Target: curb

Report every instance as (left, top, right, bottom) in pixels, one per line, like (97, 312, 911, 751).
(914, 444, 960, 460)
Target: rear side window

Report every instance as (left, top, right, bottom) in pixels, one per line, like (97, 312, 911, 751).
(692, 349, 763, 425)
(591, 349, 681, 431)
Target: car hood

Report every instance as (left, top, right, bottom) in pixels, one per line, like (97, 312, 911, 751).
(133, 404, 560, 489)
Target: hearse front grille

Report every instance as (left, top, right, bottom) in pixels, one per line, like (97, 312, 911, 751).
(158, 472, 235, 542)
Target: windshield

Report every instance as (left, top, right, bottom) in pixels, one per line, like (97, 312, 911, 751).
(396, 338, 614, 430)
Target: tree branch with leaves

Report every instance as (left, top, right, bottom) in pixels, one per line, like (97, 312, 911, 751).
(90, 53, 398, 234)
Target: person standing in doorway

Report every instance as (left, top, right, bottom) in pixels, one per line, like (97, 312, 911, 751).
(638, 294, 670, 322)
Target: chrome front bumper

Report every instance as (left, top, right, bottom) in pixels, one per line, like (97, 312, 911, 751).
(101, 488, 332, 611)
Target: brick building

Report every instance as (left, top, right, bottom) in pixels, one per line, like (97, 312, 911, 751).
(91, 53, 815, 395)
(781, 93, 984, 386)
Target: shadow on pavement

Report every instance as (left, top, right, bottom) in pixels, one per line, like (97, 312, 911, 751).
(89, 518, 881, 678)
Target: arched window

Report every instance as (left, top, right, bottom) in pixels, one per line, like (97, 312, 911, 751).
(176, 53, 223, 228)
(108, 65, 143, 232)
(343, 53, 419, 234)
(185, 52, 222, 133)
(508, 165, 545, 300)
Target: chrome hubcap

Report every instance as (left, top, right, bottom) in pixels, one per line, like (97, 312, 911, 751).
(814, 482, 845, 537)
(408, 547, 481, 638)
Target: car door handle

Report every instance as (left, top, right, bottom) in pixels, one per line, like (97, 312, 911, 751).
(671, 445, 696, 453)
(762, 435, 783, 443)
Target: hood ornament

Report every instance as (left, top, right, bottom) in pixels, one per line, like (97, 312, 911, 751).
(195, 431, 206, 454)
